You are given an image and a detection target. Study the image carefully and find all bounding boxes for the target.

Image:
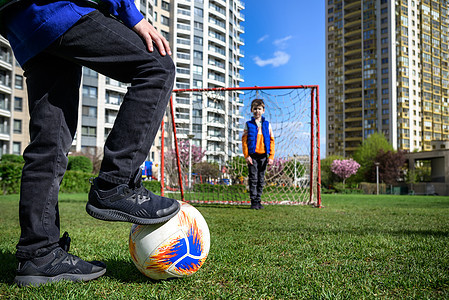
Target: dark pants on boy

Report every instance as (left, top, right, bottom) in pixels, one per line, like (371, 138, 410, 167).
(248, 153, 268, 206)
(16, 10, 175, 261)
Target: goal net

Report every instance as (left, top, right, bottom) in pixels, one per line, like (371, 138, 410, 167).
(159, 86, 321, 207)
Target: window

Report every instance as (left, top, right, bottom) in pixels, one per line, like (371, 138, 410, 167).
(83, 68, 98, 78)
(194, 7, 203, 17)
(161, 30, 169, 40)
(382, 109, 389, 115)
(382, 58, 388, 64)
(382, 68, 388, 74)
(161, 15, 169, 26)
(193, 80, 202, 88)
(81, 126, 96, 137)
(161, 1, 169, 11)
(194, 36, 203, 45)
(82, 106, 97, 117)
(194, 21, 203, 31)
(15, 75, 23, 90)
(82, 85, 97, 98)
(106, 91, 122, 105)
(192, 65, 203, 75)
(14, 97, 22, 111)
(13, 119, 22, 134)
(193, 50, 203, 60)
(382, 88, 389, 95)
(13, 142, 21, 155)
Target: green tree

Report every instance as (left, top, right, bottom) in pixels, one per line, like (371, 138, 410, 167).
(67, 155, 93, 173)
(353, 133, 393, 182)
(193, 161, 220, 179)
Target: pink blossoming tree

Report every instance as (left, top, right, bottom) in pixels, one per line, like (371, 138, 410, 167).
(331, 159, 361, 188)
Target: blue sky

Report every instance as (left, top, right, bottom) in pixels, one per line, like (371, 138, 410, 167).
(241, 0, 326, 156)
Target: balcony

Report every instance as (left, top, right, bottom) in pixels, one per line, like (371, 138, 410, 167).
(344, 28, 362, 38)
(344, 126, 363, 132)
(344, 57, 362, 66)
(344, 9, 361, 21)
(344, 19, 361, 29)
(345, 106, 362, 113)
(345, 77, 361, 85)
(236, 11, 245, 21)
(344, 87, 362, 94)
(344, 38, 361, 47)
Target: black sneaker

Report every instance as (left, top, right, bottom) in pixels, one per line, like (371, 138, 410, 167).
(86, 177, 180, 225)
(250, 201, 259, 209)
(14, 247, 106, 287)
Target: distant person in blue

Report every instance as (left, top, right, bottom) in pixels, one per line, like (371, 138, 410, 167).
(0, 0, 181, 287)
(242, 99, 275, 209)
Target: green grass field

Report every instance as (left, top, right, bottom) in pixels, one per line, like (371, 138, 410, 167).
(0, 193, 448, 299)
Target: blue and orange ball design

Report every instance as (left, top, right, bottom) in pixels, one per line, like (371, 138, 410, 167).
(129, 201, 210, 280)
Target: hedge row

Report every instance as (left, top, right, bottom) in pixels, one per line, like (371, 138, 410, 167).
(0, 161, 164, 195)
(193, 183, 246, 194)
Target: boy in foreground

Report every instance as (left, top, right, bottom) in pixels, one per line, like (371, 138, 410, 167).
(242, 99, 275, 209)
(1, 0, 180, 287)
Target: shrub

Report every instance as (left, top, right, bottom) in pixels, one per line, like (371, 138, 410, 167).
(0, 162, 23, 194)
(1, 154, 25, 164)
(60, 171, 93, 193)
(68, 156, 93, 173)
(193, 183, 246, 194)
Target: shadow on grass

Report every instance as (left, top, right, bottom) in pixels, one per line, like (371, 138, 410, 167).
(0, 250, 17, 284)
(0, 253, 163, 286)
(102, 258, 177, 284)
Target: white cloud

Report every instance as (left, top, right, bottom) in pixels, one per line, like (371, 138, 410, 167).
(253, 51, 290, 67)
(273, 35, 293, 49)
(257, 34, 269, 43)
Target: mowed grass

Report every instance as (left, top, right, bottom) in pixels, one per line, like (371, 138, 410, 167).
(0, 193, 448, 299)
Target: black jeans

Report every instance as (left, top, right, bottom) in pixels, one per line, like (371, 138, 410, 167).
(16, 10, 175, 260)
(247, 153, 268, 203)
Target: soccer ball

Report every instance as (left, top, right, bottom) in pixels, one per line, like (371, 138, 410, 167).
(129, 201, 210, 280)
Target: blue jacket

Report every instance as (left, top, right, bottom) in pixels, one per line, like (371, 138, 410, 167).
(246, 116, 271, 156)
(2, 0, 143, 65)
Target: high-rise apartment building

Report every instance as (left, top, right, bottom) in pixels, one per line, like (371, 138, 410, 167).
(326, 0, 449, 157)
(170, 0, 245, 165)
(0, 35, 29, 156)
(1, 0, 245, 172)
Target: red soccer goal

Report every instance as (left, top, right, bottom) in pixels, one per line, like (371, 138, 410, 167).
(158, 85, 321, 208)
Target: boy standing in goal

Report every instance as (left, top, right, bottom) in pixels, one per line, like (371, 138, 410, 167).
(242, 99, 275, 209)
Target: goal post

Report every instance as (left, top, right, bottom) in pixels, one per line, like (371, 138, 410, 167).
(159, 85, 321, 207)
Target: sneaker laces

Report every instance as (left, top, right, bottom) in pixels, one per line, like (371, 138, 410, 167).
(58, 232, 71, 252)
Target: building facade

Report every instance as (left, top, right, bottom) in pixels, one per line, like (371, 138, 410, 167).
(326, 0, 449, 157)
(170, 0, 245, 165)
(1, 0, 245, 174)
